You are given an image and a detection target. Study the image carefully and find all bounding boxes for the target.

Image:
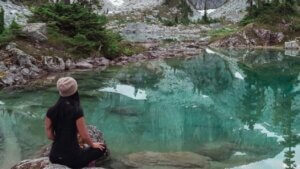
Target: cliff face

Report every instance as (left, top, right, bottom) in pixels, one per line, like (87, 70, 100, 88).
(188, 0, 227, 10)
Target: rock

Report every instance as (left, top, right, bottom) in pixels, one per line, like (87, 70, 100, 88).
(210, 26, 285, 48)
(0, 0, 32, 27)
(188, 0, 226, 10)
(0, 62, 8, 71)
(197, 143, 235, 161)
(65, 59, 75, 70)
(94, 57, 110, 67)
(43, 56, 66, 72)
(208, 0, 248, 23)
(285, 40, 300, 49)
(6, 43, 39, 69)
(22, 23, 48, 42)
(75, 61, 93, 69)
(1, 72, 15, 86)
(253, 28, 284, 45)
(122, 152, 211, 169)
(21, 68, 30, 76)
(13, 126, 109, 169)
(11, 157, 106, 169)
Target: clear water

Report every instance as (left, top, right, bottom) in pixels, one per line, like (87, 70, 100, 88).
(1, 49, 300, 169)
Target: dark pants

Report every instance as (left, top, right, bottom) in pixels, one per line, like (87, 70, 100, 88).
(50, 147, 107, 169)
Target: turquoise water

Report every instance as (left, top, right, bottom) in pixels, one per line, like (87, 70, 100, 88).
(1, 49, 300, 169)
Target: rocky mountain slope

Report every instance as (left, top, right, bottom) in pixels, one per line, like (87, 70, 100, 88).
(188, 0, 226, 10)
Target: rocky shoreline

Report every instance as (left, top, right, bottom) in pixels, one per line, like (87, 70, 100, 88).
(0, 31, 205, 90)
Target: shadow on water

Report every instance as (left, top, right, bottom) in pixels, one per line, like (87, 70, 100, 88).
(1, 49, 300, 168)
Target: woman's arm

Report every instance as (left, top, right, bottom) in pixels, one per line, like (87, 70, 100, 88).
(76, 117, 105, 150)
(76, 117, 94, 147)
(45, 117, 55, 140)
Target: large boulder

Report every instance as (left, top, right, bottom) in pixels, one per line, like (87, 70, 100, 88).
(285, 40, 300, 50)
(12, 126, 110, 169)
(21, 23, 48, 42)
(11, 157, 106, 169)
(43, 56, 66, 72)
(122, 151, 211, 169)
(0, 0, 32, 27)
(75, 61, 94, 69)
(210, 25, 285, 48)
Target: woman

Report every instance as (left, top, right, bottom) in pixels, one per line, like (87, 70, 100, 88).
(45, 77, 107, 168)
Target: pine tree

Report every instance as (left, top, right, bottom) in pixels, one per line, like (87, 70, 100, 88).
(0, 7, 4, 34)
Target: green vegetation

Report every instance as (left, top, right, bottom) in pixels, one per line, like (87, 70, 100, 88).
(241, 0, 299, 26)
(0, 8, 22, 46)
(0, 8, 4, 34)
(31, 3, 138, 60)
(160, 0, 193, 26)
(208, 27, 239, 41)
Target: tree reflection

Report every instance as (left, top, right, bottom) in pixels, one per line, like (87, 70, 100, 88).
(238, 52, 300, 169)
(237, 66, 264, 129)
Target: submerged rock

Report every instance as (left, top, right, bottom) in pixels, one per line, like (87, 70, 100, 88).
(197, 143, 236, 161)
(12, 126, 110, 169)
(122, 151, 211, 169)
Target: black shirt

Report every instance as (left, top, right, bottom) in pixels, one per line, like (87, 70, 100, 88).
(46, 101, 84, 159)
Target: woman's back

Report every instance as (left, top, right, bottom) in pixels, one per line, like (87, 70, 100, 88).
(47, 94, 84, 158)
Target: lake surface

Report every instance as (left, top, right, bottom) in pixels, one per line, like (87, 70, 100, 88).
(1, 49, 300, 169)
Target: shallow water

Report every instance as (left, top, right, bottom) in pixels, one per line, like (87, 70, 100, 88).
(1, 49, 300, 169)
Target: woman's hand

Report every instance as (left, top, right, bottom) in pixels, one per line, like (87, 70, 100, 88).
(92, 142, 106, 150)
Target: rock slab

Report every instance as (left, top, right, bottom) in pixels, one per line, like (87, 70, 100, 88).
(122, 151, 211, 169)
(12, 126, 109, 169)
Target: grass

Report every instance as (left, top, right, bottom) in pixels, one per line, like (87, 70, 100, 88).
(208, 26, 239, 41)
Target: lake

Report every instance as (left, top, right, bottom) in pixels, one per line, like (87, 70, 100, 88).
(1, 49, 300, 169)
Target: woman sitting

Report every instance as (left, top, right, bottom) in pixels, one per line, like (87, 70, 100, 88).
(45, 77, 107, 168)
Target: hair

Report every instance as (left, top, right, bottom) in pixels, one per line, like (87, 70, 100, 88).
(48, 91, 81, 130)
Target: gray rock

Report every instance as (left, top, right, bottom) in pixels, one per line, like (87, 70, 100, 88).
(65, 59, 75, 70)
(75, 61, 94, 69)
(0, 62, 8, 71)
(21, 68, 30, 76)
(43, 56, 66, 72)
(6, 42, 37, 68)
(188, 0, 226, 10)
(208, 0, 248, 23)
(285, 40, 300, 49)
(0, 0, 32, 27)
(12, 126, 109, 169)
(210, 26, 285, 48)
(97, 57, 110, 66)
(22, 23, 48, 42)
(11, 157, 106, 169)
(1, 72, 15, 85)
(122, 151, 211, 169)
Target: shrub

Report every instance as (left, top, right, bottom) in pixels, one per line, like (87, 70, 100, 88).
(241, 2, 297, 26)
(31, 3, 124, 59)
(0, 19, 22, 46)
